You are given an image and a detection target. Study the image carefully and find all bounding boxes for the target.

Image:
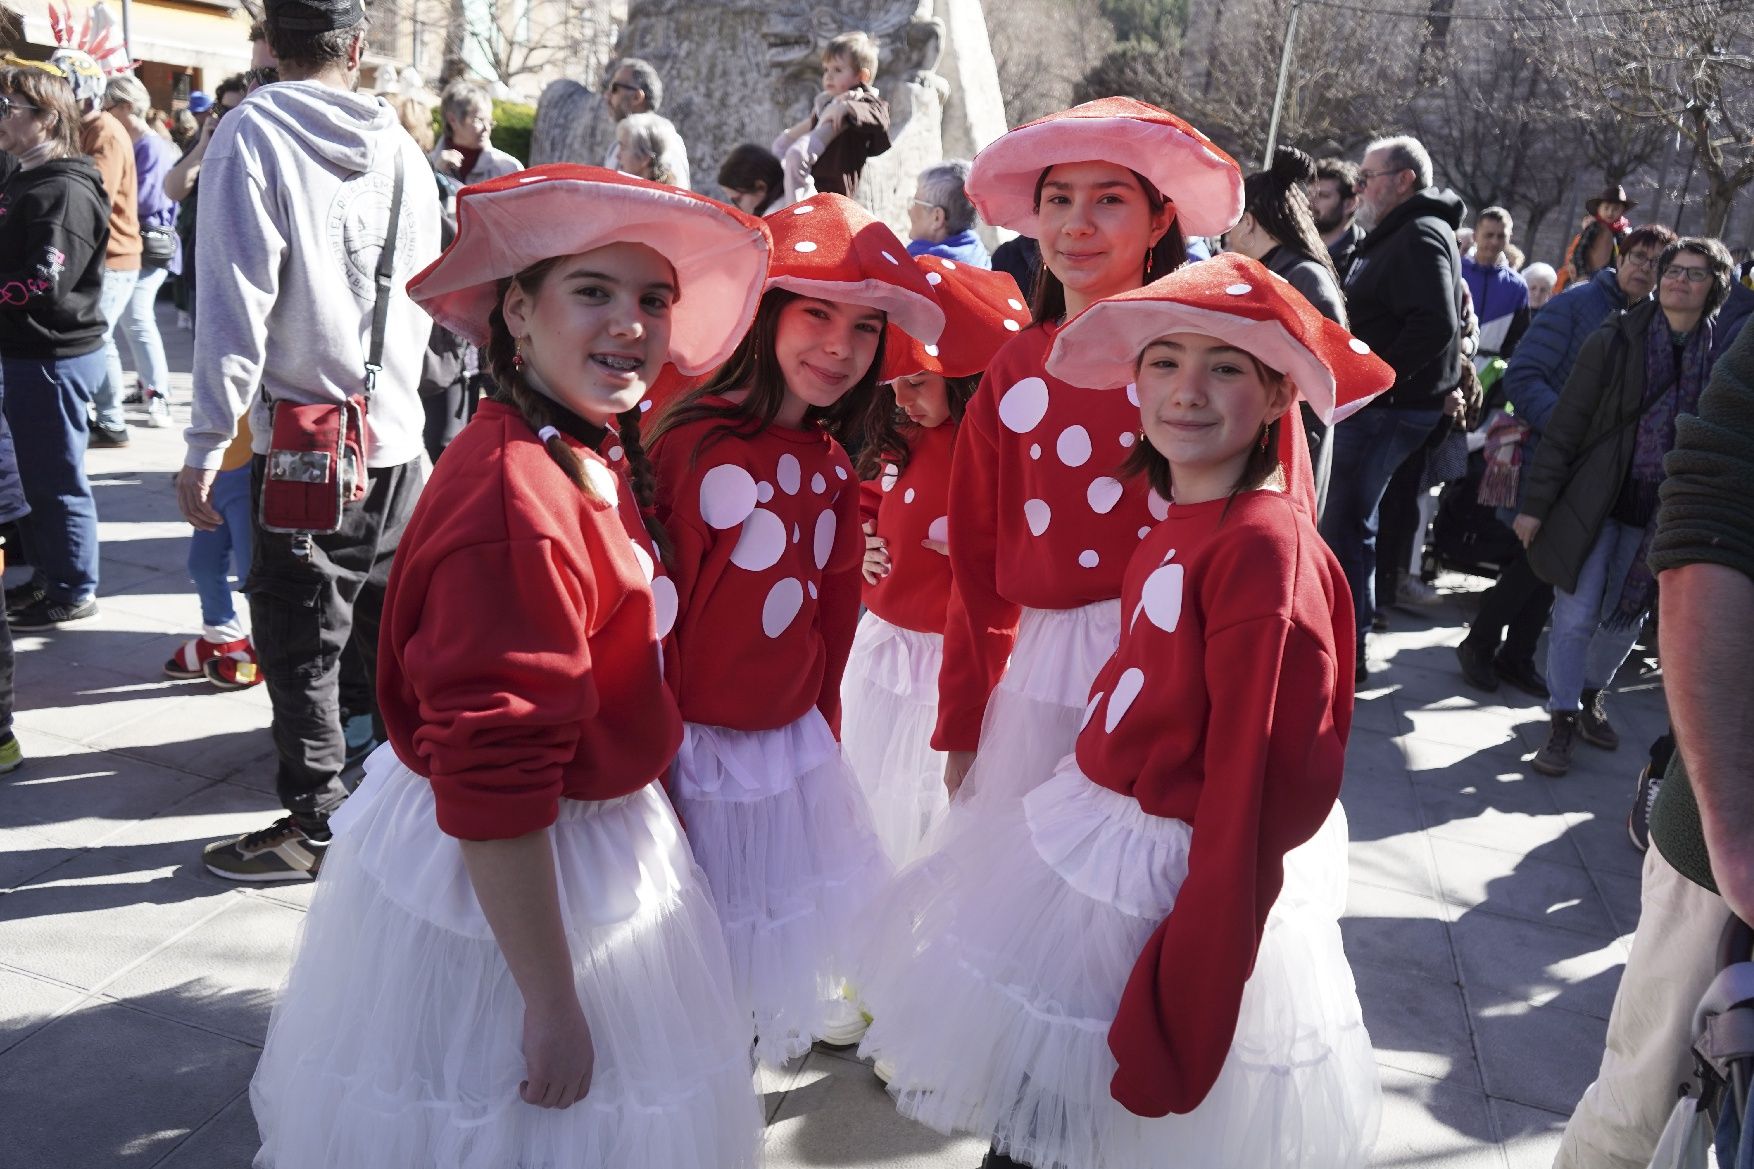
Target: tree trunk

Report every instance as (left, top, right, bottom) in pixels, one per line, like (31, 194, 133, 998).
(440, 0, 470, 85)
(1703, 179, 1735, 237)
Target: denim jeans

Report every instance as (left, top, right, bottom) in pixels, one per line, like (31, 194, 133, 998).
(248, 456, 422, 820)
(1318, 406, 1444, 652)
(117, 265, 170, 398)
(188, 464, 254, 639)
(1, 352, 105, 604)
(1545, 519, 1647, 712)
(94, 267, 141, 432)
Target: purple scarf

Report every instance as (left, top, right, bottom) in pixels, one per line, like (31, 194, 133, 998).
(1606, 310, 1711, 629)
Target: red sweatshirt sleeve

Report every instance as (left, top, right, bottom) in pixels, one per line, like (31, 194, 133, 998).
(858, 475, 883, 528)
(1107, 615, 1347, 1116)
(816, 469, 867, 733)
(401, 539, 600, 841)
(933, 379, 1019, 750)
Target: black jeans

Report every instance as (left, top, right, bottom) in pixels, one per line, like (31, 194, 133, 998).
(1375, 437, 1432, 605)
(1464, 549, 1554, 665)
(247, 456, 422, 823)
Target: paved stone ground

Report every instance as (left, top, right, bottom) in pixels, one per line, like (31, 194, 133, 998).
(0, 307, 1669, 1167)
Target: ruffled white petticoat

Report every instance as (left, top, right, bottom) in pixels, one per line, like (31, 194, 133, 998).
(858, 759, 1379, 1169)
(840, 611, 948, 867)
(250, 746, 762, 1169)
(951, 600, 1121, 816)
(669, 710, 893, 1067)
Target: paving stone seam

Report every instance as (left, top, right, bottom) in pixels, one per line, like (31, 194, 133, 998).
(140, 1084, 253, 1169)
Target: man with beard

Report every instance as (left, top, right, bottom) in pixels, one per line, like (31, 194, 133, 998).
(1311, 156, 1365, 281)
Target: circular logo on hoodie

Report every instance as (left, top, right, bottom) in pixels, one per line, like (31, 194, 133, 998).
(327, 162, 418, 304)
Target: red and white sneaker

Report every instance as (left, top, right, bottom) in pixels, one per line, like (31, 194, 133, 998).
(164, 636, 250, 680)
(204, 646, 263, 691)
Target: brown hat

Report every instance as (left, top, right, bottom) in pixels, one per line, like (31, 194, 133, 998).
(1585, 184, 1637, 216)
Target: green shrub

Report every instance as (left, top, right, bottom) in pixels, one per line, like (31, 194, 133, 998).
(429, 98, 537, 164)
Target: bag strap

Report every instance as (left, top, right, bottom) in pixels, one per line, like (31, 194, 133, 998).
(364, 145, 407, 402)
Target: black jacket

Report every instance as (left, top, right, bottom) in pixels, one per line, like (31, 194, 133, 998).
(1343, 187, 1466, 411)
(0, 157, 110, 359)
(1263, 244, 1346, 325)
(1326, 220, 1365, 283)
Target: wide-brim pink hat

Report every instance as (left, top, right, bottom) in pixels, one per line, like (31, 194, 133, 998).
(765, 193, 946, 345)
(406, 165, 772, 377)
(966, 97, 1243, 239)
(1045, 252, 1394, 426)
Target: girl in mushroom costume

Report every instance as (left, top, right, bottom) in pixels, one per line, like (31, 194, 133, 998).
(843, 255, 1029, 866)
(249, 166, 769, 1169)
(647, 192, 946, 1064)
(857, 253, 1395, 1169)
(930, 97, 1246, 818)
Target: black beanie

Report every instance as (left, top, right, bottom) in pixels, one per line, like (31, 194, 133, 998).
(265, 0, 365, 34)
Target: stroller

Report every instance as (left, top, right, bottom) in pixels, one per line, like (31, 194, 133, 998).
(1649, 916, 1754, 1167)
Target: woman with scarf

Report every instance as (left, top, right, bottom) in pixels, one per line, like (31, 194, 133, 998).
(1515, 236, 1736, 777)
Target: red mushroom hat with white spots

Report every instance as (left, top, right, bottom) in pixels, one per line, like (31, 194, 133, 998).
(407, 165, 772, 377)
(966, 97, 1245, 240)
(880, 256, 1028, 382)
(1045, 252, 1395, 425)
(766, 193, 947, 345)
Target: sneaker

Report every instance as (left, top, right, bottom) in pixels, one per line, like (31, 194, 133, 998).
(1371, 610, 1389, 633)
(1396, 576, 1442, 608)
(88, 424, 130, 448)
(1456, 638, 1501, 692)
(144, 392, 171, 429)
(4, 578, 44, 615)
(1627, 761, 1662, 853)
(10, 595, 97, 631)
(164, 635, 250, 680)
(203, 651, 263, 690)
(122, 386, 144, 406)
(1531, 712, 1580, 777)
(1492, 654, 1551, 700)
(818, 991, 872, 1048)
(203, 814, 330, 882)
(0, 732, 23, 775)
(1578, 688, 1620, 751)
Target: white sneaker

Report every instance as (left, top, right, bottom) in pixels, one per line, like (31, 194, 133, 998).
(144, 393, 171, 428)
(818, 995, 870, 1047)
(1396, 576, 1442, 606)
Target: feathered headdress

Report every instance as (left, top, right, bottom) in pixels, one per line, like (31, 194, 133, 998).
(47, 2, 135, 77)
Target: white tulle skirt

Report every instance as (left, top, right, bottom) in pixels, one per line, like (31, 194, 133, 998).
(669, 710, 894, 1067)
(249, 747, 762, 1169)
(858, 760, 1379, 1169)
(940, 599, 1120, 836)
(839, 612, 947, 867)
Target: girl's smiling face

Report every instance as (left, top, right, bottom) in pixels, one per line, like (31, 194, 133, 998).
(774, 296, 885, 421)
(502, 242, 677, 426)
(1135, 332, 1295, 504)
(889, 372, 951, 428)
(1035, 161, 1172, 313)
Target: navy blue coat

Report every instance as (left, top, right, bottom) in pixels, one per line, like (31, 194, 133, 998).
(1502, 267, 1632, 436)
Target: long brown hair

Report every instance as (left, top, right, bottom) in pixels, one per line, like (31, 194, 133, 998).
(1030, 166, 1188, 325)
(483, 258, 671, 558)
(855, 373, 978, 480)
(0, 64, 81, 159)
(1119, 350, 1287, 510)
(650, 288, 888, 462)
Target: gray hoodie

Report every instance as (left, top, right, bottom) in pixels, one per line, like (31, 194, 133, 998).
(185, 80, 442, 471)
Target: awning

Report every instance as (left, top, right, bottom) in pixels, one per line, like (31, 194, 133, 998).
(13, 0, 251, 74)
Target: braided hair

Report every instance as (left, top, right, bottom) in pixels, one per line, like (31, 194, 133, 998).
(485, 265, 672, 557)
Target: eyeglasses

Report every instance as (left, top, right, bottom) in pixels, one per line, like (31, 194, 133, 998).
(1620, 253, 1658, 271)
(1357, 167, 1408, 184)
(609, 81, 642, 96)
(0, 96, 41, 118)
(244, 67, 279, 88)
(1660, 265, 1713, 285)
(910, 198, 940, 211)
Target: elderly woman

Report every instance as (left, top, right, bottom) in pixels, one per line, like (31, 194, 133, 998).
(0, 61, 111, 630)
(103, 73, 179, 428)
(616, 110, 689, 189)
(906, 159, 990, 268)
(1523, 261, 1558, 311)
(1517, 236, 1736, 776)
(429, 79, 521, 184)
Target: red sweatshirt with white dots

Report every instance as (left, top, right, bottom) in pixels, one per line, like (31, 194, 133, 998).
(1073, 489, 1354, 1117)
(859, 421, 958, 636)
(651, 403, 867, 733)
(933, 322, 1166, 751)
(377, 401, 683, 842)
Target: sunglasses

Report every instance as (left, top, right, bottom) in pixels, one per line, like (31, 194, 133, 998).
(244, 67, 279, 88)
(609, 81, 642, 96)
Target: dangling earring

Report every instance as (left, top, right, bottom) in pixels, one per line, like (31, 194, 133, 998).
(513, 339, 525, 371)
(1258, 424, 1272, 454)
(1143, 247, 1153, 282)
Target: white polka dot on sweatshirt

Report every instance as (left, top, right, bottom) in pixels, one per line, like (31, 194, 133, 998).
(1148, 490, 1170, 521)
(792, 523, 801, 544)
(607, 445, 624, 462)
(834, 465, 848, 480)
(1126, 382, 1140, 406)
(1349, 338, 1371, 354)
(699, 465, 758, 529)
(777, 453, 802, 495)
(814, 510, 837, 569)
(794, 241, 818, 253)
(926, 271, 943, 286)
(651, 576, 678, 638)
(1119, 431, 1136, 447)
(1057, 425, 1092, 467)
(998, 377, 1050, 433)
(582, 460, 620, 505)
(904, 487, 916, 504)
(1138, 526, 1151, 538)
(808, 580, 818, 599)
(762, 578, 804, 638)
(730, 508, 787, 571)
(880, 463, 899, 492)
(927, 515, 949, 543)
(811, 472, 827, 494)
(1024, 498, 1051, 536)
(1104, 667, 1145, 731)
(1087, 476, 1123, 514)
(1078, 549, 1100, 568)
(630, 542, 655, 583)
(1142, 557, 1186, 632)
(757, 480, 775, 502)
(639, 399, 653, 413)
(1081, 692, 1103, 730)
(1225, 283, 1252, 296)
(1029, 443, 1042, 460)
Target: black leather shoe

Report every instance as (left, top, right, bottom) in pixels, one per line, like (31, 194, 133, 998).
(1456, 639, 1500, 692)
(1492, 655, 1550, 700)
